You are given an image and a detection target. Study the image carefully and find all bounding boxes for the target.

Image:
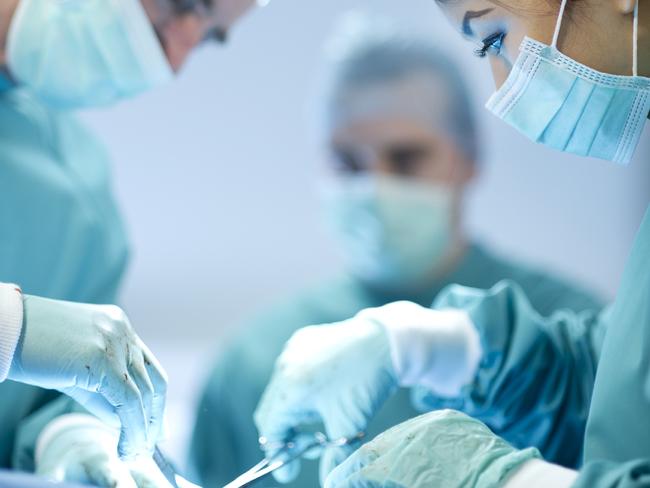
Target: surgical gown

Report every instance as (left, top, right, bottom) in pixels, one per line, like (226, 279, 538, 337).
(188, 244, 601, 487)
(576, 205, 650, 486)
(0, 76, 130, 468)
(414, 208, 650, 486)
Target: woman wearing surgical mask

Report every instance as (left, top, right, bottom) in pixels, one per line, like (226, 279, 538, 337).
(189, 16, 602, 488)
(255, 2, 650, 487)
(0, 0, 257, 485)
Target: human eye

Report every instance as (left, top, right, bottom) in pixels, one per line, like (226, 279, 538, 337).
(474, 32, 506, 58)
(331, 147, 364, 175)
(387, 145, 431, 177)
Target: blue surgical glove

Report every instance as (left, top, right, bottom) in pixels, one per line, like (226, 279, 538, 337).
(325, 410, 540, 488)
(254, 302, 482, 485)
(8, 295, 167, 458)
(254, 316, 398, 485)
(35, 414, 173, 488)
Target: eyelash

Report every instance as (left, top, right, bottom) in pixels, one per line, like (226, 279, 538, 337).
(475, 32, 506, 58)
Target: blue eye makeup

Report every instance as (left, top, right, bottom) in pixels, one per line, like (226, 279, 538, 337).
(475, 32, 506, 58)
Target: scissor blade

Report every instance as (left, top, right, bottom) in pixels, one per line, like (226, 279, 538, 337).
(175, 473, 203, 488)
(153, 446, 180, 488)
(223, 458, 284, 488)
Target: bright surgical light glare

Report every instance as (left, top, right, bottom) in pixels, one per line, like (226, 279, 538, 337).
(175, 474, 203, 488)
(257, 0, 270, 6)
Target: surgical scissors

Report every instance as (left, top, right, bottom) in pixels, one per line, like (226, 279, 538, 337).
(153, 446, 202, 488)
(223, 431, 365, 488)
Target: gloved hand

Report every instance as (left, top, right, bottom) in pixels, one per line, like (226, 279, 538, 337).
(254, 301, 482, 485)
(8, 295, 167, 458)
(325, 410, 540, 488)
(254, 315, 397, 485)
(35, 414, 172, 488)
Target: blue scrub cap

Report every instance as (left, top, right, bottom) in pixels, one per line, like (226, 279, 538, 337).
(320, 12, 478, 163)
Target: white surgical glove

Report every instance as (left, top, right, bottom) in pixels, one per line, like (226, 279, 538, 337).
(8, 295, 167, 458)
(36, 414, 173, 488)
(254, 301, 482, 485)
(325, 410, 540, 488)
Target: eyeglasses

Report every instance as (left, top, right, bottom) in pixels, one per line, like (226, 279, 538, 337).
(162, 0, 270, 43)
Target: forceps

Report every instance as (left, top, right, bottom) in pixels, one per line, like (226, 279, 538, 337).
(153, 446, 202, 488)
(223, 431, 365, 488)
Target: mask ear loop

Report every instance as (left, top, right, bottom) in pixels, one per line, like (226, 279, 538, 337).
(633, 0, 639, 76)
(551, 0, 569, 49)
(553, 0, 639, 77)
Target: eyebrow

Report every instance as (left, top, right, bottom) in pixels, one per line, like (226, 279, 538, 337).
(462, 8, 494, 36)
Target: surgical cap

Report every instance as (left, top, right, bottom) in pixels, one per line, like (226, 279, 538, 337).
(321, 13, 478, 163)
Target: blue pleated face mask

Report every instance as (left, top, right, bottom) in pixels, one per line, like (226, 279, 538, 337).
(486, 0, 650, 165)
(6, 0, 173, 110)
(321, 175, 454, 289)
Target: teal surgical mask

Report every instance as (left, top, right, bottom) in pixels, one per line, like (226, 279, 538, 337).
(486, 0, 649, 165)
(322, 175, 454, 289)
(7, 0, 173, 110)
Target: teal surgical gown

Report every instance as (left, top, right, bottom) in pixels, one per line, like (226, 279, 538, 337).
(415, 207, 650, 486)
(0, 76, 129, 468)
(188, 244, 601, 487)
(576, 205, 650, 486)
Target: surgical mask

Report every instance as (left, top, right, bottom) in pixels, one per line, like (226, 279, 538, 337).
(7, 0, 173, 110)
(322, 175, 454, 289)
(486, 0, 650, 165)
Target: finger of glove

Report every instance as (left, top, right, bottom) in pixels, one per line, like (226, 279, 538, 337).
(266, 430, 328, 485)
(254, 376, 316, 446)
(321, 395, 368, 444)
(129, 459, 174, 488)
(323, 448, 372, 488)
(84, 457, 138, 488)
(60, 388, 120, 429)
(326, 470, 381, 488)
(127, 348, 155, 451)
(36, 461, 66, 482)
(320, 444, 356, 487)
(268, 450, 302, 485)
(99, 369, 148, 459)
(140, 340, 168, 447)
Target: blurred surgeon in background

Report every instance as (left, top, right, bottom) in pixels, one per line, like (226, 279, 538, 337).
(188, 17, 602, 488)
(0, 0, 258, 486)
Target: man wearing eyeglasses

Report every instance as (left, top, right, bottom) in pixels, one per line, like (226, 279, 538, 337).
(0, 1, 262, 486)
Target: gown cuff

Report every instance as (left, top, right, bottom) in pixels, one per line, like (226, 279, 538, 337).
(0, 283, 24, 382)
(503, 459, 578, 488)
(358, 301, 482, 397)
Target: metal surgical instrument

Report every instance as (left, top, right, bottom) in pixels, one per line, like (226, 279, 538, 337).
(153, 446, 202, 488)
(223, 431, 365, 488)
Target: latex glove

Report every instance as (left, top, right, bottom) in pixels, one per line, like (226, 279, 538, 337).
(325, 410, 540, 488)
(254, 301, 481, 485)
(36, 414, 173, 488)
(254, 315, 397, 485)
(8, 295, 167, 458)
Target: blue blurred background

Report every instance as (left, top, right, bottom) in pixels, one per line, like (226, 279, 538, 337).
(79, 0, 650, 463)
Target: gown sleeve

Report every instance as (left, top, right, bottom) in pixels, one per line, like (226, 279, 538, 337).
(0, 283, 24, 382)
(412, 280, 607, 468)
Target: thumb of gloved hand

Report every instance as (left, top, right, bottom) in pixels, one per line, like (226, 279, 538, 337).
(320, 445, 355, 488)
(317, 395, 373, 486)
(35, 413, 136, 488)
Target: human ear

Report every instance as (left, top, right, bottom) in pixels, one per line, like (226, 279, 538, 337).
(611, 0, 636, 14)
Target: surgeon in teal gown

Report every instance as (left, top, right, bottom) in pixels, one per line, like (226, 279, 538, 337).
(188, 23, 602, 488)
(253, 2, 650, 486)
(0, 72, 130, 467)
(0, 0, 259, 478)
